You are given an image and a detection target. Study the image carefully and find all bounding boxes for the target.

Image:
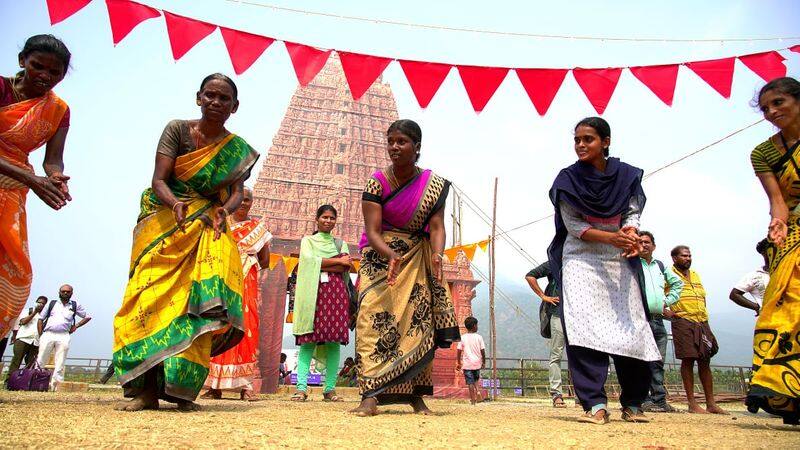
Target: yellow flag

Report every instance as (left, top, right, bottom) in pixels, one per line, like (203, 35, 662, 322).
(462, 243, 478, 261)
(444, 247, 460, 262)
(268, 254, 282, 270)
(477, 239, 490, 252)
(283, 256, 299, 275)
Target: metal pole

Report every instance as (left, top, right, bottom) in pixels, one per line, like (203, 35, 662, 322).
(489, 178, 498, 399)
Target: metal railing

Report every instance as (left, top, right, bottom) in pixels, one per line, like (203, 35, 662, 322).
(480, 357, 752, 398)
(0, 356, 113, 383)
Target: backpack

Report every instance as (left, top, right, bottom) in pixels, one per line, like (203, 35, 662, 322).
(655, 259, 665, 273)
(41, 300, 78, 330)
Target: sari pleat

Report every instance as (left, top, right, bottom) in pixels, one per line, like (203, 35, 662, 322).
(113, 134, 259, 401)
(0, 91, 67, 337)
(356, 169, 459, 400)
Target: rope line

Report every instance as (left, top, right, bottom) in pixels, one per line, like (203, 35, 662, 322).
(225, 0, 800, 44)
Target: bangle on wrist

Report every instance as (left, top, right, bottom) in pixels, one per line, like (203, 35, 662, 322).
(172, 202, 184, 212)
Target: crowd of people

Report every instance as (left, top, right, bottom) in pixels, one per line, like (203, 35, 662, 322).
(1, 33, 799, 425)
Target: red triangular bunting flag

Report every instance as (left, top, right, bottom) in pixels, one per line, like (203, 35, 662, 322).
(629, 64, 679, 106)
(457, 65, 509, 112)
(573, 68, 623, 114)
(739, 51, 787, 82)
(398, 60, 451, 108)
(338, 52, 393, 101)
(105, 0, 161, 45)
(220, 27, 274, 75)
(46, 0, 92, 25)
(685, 57, 735, 99)
(515, 69, 568, 116)
(284, 42, 332, 86)
(163, 12, 217, 61)
(791, 45, 800, 53)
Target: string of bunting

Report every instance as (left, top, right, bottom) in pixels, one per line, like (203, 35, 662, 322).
(262, 238, 489, 276)
(46, 0, 800, 115)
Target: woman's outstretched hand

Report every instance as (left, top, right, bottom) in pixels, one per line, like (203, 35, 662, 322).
(768, 217, 788, 247)
(172, 201, 187, 231)
(431, 252, 444, 282)
(386, 252, 402, 286)
(48, 172, 72, 201)
(212, 207, 227, 240)
(28, 174, 68, 210)
(620, 226, 641, 258)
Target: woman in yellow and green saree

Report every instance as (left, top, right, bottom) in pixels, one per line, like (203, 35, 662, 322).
(113, 74, 259, 412)
(748, 76, 800, 425)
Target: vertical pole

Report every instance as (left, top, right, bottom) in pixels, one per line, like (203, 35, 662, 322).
(489, 178, 498, 399)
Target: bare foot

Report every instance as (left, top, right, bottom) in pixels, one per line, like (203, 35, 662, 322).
(706, 405, 728, 415)
(350, 398, 378, 417)
(200, 389, 222, 400)
(176, 401, 201, 412)
(411, 396, 432, 415)
(687, 404, 709, 414)
(114, 393, 159, 412)
(241, 390, 259, 402)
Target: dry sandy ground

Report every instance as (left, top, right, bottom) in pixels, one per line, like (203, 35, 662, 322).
(1, 389, 798, 449)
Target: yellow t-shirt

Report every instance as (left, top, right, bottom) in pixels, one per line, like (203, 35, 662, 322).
(670, 268, 708, 323)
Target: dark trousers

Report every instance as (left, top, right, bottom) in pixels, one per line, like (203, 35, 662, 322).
(0, 337, 7, 359)
(567, 345, 651, 411)
(6, 340, 39, 381)
(646, 317, 669, 404)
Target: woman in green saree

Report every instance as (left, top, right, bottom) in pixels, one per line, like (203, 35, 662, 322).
(113, 74, 259, 411)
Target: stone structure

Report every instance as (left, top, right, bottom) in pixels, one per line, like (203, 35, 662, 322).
(433, 251, 486, 399)
(251, 55, 396, 393)
(248, 55, 482, 397)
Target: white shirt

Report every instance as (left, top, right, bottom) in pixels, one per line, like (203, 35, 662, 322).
(13, 310, 42, 346)
(734, 268, 770, 305)
(41, 300, 90, 334)
(457, 332, 486, 370)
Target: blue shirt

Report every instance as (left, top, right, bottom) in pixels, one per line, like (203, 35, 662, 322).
(640, 258, 684, 315)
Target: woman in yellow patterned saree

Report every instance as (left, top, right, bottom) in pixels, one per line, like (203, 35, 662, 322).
(0, 35, 73, 338)
(748, 76, 800, 425)
(352, 119, 460, 417)
(114, 74, 259, 412)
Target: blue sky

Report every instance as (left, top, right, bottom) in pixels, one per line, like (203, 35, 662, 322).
(2, 0, 799, 361)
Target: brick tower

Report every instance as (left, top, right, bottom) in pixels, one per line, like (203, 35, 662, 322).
(251, 54, 396, 393)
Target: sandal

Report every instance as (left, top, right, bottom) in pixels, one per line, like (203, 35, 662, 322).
(291, 390, 308, 402)
(577, 409, 610, 425)
(323, 390, 343, 402)
(621, 407, 651, 423)
(552, 396, 567, 408)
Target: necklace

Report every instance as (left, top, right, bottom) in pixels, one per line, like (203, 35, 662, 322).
(389, 165, 419, 188)
(190, 122, 227, 149)
(9, 74, 26, 102)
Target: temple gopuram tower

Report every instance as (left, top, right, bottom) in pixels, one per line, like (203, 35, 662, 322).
(252, 55, 396, 393)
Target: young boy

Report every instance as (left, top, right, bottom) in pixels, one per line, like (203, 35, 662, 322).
(456, 316, 486, 405)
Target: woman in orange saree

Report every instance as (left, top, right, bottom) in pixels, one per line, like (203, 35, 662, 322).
(201, 187, 271, 401)
(0, 35, 73, 337)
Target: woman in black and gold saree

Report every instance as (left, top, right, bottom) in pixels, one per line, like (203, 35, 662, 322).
(351, 119, 460, 417)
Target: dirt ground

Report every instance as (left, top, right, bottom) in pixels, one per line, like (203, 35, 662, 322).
(1, 389, 798, 449)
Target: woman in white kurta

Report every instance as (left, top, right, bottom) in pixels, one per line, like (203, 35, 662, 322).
(548, 117, 659, 425)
